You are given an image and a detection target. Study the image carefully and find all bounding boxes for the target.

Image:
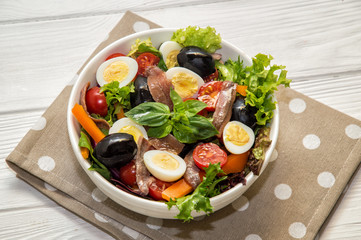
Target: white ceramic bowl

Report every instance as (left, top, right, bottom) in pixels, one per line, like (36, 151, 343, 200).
(67, 28, 279, 219)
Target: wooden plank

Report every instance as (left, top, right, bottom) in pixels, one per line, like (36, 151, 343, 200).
(0, 0, 218, 22)
(1, 1, 361, 113)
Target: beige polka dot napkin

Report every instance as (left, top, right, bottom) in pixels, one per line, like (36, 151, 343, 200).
(6, 11, 361, 240)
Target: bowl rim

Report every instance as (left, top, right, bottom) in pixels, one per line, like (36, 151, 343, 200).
(67, 27, 279, 217)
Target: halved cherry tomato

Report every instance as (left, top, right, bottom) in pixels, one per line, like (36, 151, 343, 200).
(203, 68, 219, 83)
(197, 81, 223, 111)
(119, 160, 137, 187)
(148, 179, 172, 201)
(105, 52, 126, 61)
(136, 53, 160, 76)
(85, 86, 108, 117)
(193, 143, 228, 170)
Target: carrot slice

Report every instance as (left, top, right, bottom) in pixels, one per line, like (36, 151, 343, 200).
(222, 152, 249, 175)
(162, 179, 193, 201)
(72, 103, 105, 143)
(116, 106, 125, 119)
(80, 147, 89, 159)
(236, 85, 247, 97)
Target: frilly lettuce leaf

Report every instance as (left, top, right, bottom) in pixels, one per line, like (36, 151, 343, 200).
(171, 26, 222, 53)
(244, 54, 291, 125)
(216, 53, 292, 125)
(166, 163, 226, 222)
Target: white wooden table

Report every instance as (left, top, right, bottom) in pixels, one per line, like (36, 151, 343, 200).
(1, 1, 360, 239)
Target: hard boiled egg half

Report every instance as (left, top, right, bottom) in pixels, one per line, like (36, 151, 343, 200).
(223, 121, 255, 154)
(166, 67, 204, 99)
(96, 56, 138, 87)
(143, 150, 186, 182)
(159, 41, 182, 69)
(109, 117, 148, 144)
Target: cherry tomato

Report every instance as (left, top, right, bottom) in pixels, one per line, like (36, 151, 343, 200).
(193, 143, 228, 170)
(136, 53, 160, 76)
(85, 86, 108, 117)
(148, 179, 172, 201)
(105, 52, 126, 61)
(119, 161, 137, 187)
(197, 81, 224, 111)
(203, 68, 219, 83)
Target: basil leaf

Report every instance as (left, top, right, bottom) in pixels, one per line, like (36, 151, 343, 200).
(170, 89, 185, 113)
(137, 43, 162, 58)
(184, 100, 207, 118)
(187, 115, 219, 140)
(125, 102, 171, 127)
(147, 121, 173, 138)
(172, 122, 198, 143)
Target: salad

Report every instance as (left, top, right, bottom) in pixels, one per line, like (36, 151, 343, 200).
(72, 26, 291, 221)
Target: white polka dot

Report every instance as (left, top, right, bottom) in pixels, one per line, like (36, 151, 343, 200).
(270, 149, 278, 162)
(289, 98, 306, 113)
(317, 172, 335, 188)
(289, 222, 307, 239)
(274, 184, 292, 200)
(232, 195, 249, 211)
(32, 117, 46, 131)
(92, 188, 108, 202)
(133, 21, 150, 32)
(303, 134, 320, 150)
(122, 226, 139, 239)
(94, 212, 109, 223)
(245, 234, 262, 240)
(345, 124, 361, 139)
(146, 217, 163, 230)
(38, 156, 55, 172)
(44, 183, 57, 192)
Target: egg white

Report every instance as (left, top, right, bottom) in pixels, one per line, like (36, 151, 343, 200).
(109, 117, 148, 143)
(223, 121, 255, 154)
(165, 67, 204, 99)
(159, 41, 182, 68)
(96, 56, 138, 87)
(143, 150, 186, 182)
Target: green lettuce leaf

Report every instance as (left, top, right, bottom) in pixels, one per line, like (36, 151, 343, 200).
(216, 56, 246, 84)
(166, 163, 226, 221)
(78, 131, 111, 180)
(99, 81, 134, 126)
(216, 53, 292, 125)
(244, 54, 291, 125)
(171, 26, 222, 53)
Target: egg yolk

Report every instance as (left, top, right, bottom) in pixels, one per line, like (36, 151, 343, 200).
(171, 72, 198, 99)
(103, 61, 129, 83)
(118, 126, 142, 143)
(152, 153, 179, 170)
(225, 123, 250, 146)
(166, 50, 180, 69)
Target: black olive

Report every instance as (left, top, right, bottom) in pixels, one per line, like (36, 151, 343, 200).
(130, 75, 154, 108)
(231, 97, 258, 130)
(177, 46, 215, 78)
(94, 133, 137, 168)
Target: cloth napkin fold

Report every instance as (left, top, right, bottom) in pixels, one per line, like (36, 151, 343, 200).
(6, 11, 361, 240)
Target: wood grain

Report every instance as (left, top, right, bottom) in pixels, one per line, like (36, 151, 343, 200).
(0, 0, 360, 239)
